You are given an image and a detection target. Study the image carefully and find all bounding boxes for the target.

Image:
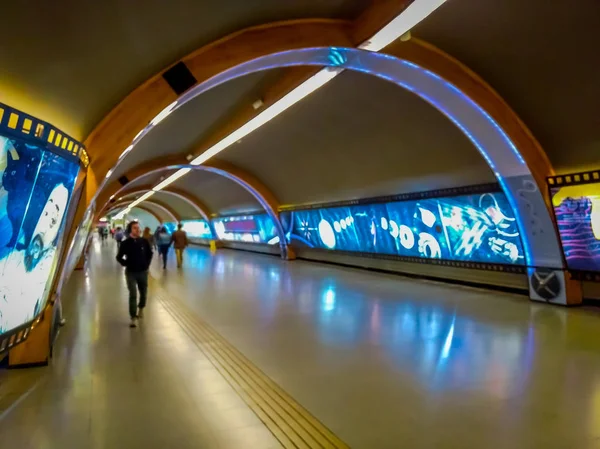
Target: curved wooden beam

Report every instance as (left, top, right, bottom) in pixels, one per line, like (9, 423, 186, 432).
(84, 19, 353, 178)
(83, 1, 416, 198)
(385, 38, 554, 198)
(107, 185, 211, 222)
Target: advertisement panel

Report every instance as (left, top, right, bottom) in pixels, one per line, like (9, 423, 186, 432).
(551, 183, 600, 272)
(213, 215, 278, 244)
(163, 220, 212, 240)
(0, 134, 79, 336)
(282, 192, 524, 265)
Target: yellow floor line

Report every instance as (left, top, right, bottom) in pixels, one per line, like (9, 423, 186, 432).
(151, 279, 350, 449)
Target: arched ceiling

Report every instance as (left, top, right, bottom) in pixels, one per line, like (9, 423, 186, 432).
(222, 69, 493, 205)
(4, 0, 598, 221)
(0, 0, 367, 139)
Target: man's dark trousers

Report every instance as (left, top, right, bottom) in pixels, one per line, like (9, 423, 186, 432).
(126, 270, 148, 319)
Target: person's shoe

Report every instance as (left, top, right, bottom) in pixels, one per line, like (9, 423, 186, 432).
(59, 318, 67, 327)
(138, 308, 144, 318)
(129, 317, 138, 328)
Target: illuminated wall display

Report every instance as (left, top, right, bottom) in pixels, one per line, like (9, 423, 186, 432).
(163, 220, 212, 240)
(551, 182, 600, 272)
(213, 214, 278, 244)
(281, 192, 525, 265)
(0, 133, 79, 337)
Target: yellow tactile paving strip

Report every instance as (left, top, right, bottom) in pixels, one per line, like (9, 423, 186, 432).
(152, 280, 350, 449)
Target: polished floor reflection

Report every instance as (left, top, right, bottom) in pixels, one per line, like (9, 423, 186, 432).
(2, 241, 600, 448)
(155, 246, 600, 449)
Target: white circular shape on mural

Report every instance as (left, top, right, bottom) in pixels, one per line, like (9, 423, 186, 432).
(389, 220, 399, 238)
(340, 220, 347, 230)
(381, 217, 388, 230)
(418, 232, 442, 258)
(345, 217, 352, 226)
(319, 220, 336, 249)
(333, 221, 341, 233)
(399, 225, 415, 250)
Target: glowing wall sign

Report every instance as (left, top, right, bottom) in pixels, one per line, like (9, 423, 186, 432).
(213, 214, 278, 244)
(281, 192, 525, 265)
(551, 183, 600, 272)
(0, 134, 79, 336)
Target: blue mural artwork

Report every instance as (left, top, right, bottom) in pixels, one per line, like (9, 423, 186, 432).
(163, 220, 212, 241)
(0, 134, 79, 336)
(281, 192, 525, 265)
(213, 214, 278, 244)
(551, 184, 600, 272)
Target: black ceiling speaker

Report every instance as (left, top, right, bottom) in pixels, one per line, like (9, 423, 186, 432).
(162, 62, 197, 95)
(118, 176, 129, 186)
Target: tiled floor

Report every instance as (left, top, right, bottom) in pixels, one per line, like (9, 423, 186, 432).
(2, 240, 600, 448)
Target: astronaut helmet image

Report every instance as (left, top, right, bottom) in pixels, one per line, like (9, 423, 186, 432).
(24, 183, 69, 272)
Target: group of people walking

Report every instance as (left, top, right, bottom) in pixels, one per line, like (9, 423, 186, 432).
(116, 221, 188, 328)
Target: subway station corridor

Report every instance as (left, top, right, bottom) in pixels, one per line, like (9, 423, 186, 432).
(1, 1, 600, 448)
(1, 240, 600, 448)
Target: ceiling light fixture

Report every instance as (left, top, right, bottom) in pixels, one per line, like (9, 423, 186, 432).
(359, 0, 446, 51)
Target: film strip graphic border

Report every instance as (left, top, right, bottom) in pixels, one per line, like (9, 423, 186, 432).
(547, 169, 600, 282)
(0, 315, 41, 357)
(569, 271, 600, 282)
(0, 102, 89, 167)
(547, 170, 600, 188)
(279, 183, 502, 212)
(303, 247, 527, 274)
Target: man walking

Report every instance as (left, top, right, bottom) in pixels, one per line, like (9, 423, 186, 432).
(116, 221, 153, 328)
(172, 223, 189, 268)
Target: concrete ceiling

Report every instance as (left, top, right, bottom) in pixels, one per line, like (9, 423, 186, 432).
(222, 69, 492, 206)
(414, 0, 600, 173)
(111, 67, 491, 214)
(172, 171, 261, 216)
(0, 0, 367, 139)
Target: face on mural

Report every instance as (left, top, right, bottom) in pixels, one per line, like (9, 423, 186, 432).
(34, 183, 69, 247)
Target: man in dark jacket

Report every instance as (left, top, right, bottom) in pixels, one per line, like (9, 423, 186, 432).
(116, 221, 153, 327)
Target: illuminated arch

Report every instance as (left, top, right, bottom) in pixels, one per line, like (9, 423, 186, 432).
(99, 163, 290, 258)
(110, 187, 211, 222)
(94, 47, 562, 270)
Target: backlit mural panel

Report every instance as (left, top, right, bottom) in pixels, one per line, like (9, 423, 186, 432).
(281, 192, 525, 265)
(551, 183, 600, 272)
(0, 134, 79, 336)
